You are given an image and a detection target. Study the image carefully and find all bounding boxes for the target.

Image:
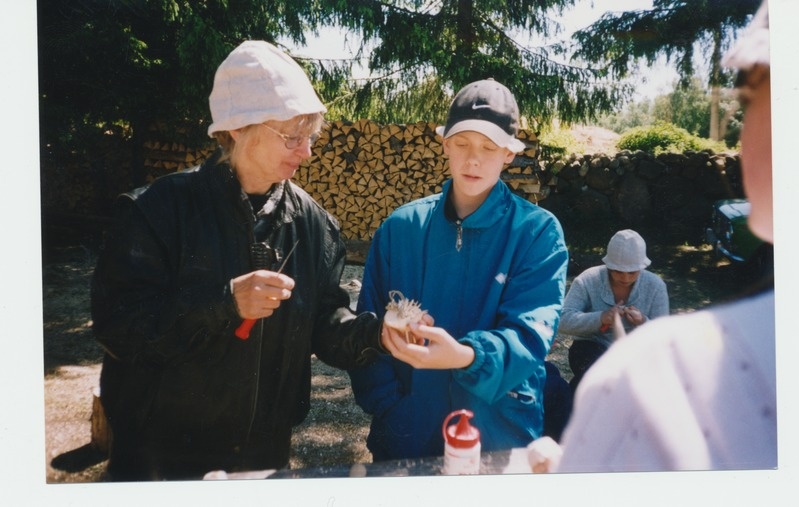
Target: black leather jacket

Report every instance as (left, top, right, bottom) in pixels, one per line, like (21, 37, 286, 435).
(91, 150, 382, 478)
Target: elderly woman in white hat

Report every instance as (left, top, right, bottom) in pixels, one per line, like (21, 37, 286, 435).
(559, 229, 669, 390)
(91, 41, 386, 481)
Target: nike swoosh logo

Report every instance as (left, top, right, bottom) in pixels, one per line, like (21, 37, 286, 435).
(472, 104, 492, 109)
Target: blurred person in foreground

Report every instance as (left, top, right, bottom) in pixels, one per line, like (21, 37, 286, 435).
(528, 0, 775, 473)
(560, 229, 669, 391)
(91, 41, 386, 481)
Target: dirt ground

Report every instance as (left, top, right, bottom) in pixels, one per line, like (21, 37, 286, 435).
(42, 228, 766, 483)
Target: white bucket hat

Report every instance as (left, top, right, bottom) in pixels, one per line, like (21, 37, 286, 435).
(207, 41, 327, 137)
(602, 230, 651, 272)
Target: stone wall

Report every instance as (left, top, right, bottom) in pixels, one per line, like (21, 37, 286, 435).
(534, 149, 744, 242)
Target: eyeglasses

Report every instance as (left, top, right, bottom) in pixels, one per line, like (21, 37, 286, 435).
(260, 123, 320, 150)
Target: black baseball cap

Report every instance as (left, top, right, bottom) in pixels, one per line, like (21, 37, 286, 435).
(436, 79, 526, 152)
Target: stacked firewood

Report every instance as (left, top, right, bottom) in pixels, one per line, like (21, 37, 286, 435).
(137, 119, 541, 241)
(293, 119, 541, 240)
(141, 140, 216, 182)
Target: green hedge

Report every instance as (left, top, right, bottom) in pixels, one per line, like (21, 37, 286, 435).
(539, 128, 587, 156)
(617, 122, 728, 154)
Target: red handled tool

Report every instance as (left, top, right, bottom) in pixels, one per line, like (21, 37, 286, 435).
(235, 240, 299, 340)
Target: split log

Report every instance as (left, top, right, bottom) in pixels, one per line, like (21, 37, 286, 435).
(90, 387, 112, 456)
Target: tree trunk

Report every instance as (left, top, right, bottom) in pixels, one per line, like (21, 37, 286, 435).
(456, 0, 475, 52)
(708, 27, 723, 141)
(709, 85, 720, 141)
(455, 0, 476, 82)
(129, 114, 149, 189)
(718, 99, 738, 142)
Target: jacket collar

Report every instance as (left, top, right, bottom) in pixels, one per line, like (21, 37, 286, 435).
(203, 148, 300, 226)
(441, 179, 512, 229)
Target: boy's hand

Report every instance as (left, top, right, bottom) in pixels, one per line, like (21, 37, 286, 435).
(381, 320, 474, 370)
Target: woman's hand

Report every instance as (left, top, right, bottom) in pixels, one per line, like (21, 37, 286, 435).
(622, 305, 645, 326)
(600, 303, 624, 330)
(231, 270, 294, 319)
(380, 320, 474, 370)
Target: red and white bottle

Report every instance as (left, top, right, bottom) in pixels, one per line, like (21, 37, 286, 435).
(442, 409, 481, 475)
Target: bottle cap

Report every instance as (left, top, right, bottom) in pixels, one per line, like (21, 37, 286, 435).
(442, 409, 480, 448)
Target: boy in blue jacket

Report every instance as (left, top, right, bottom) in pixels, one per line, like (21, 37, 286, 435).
(348, 79, 569, 460)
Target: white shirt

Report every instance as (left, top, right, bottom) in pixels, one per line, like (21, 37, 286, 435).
(556, 290, 777, 472)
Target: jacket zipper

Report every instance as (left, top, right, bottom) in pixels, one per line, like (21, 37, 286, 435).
(243, 197, 262, 441)
(246, 320, 264, 441)
(455, 219, 463, 252)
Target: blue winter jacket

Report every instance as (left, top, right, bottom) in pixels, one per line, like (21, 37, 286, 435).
(348, 179, 569, 460)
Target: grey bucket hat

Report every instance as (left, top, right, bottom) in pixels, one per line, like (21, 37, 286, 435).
(602, 230, 651, 272)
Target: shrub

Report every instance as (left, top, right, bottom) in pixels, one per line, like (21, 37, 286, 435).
(539, 127, 587, 157)
(617, 122, 727, 154)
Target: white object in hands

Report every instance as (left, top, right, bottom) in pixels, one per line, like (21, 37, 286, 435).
(383, 290, 427, 342)
(613, 310, 627, 341)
